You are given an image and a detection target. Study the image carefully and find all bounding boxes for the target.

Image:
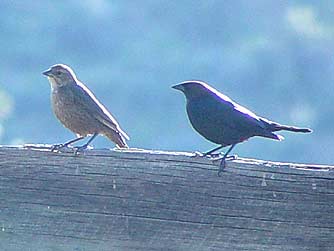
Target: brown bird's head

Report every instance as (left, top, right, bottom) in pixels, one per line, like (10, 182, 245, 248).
(43, 64, 77, 87)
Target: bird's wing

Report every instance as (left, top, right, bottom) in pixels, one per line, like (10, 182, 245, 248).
(213, 91, 262, 125)
(223, 99, 283, 142)
(204, 94, 270, 138)
(73, 82, 130, 140)
(232, 103, 266, 128)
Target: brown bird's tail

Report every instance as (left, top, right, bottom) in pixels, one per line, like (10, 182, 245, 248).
(104, 130, 129, 148)
(272, 124, 312, 133)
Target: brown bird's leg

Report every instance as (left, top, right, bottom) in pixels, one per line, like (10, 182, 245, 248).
(51, 136, 86, 152)
(218, 144, 236, 176)
(74, 133, 98, 154)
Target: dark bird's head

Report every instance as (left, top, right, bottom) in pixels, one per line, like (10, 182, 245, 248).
(43, 64, 77, 87)
(172, 80, 222, 100)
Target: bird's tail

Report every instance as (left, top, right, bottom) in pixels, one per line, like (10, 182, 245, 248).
(104, 130, 129, 148)
(271, 123, 312, 133)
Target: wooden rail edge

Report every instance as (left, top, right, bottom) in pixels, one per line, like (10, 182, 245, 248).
(0, 145, 333, 251)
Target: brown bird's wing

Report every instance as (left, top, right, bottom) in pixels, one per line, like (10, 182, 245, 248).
(73, 82, 130, 140)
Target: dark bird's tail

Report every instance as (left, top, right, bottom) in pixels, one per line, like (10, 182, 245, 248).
(272, 124, 312, 133)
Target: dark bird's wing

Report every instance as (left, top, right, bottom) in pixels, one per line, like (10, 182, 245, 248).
(213, 89, 262, 124)
(218, 93, 311, 135)
(231, 101, 283, 139)
(213, 93, 283, 140)
(73, 82, 129, 140)
(187, 92, 280, 146)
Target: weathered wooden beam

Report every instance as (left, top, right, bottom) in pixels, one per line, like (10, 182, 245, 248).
(0, 145, 333, 251)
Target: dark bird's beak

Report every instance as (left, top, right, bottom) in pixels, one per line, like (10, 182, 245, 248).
(172, 84, 184, 92)
(42, 68, 52, 77)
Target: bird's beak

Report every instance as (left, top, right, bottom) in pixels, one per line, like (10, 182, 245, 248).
(172, 84, 184, 92)
(42, 68, 52, 77)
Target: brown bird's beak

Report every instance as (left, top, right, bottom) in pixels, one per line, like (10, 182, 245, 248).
(42, 68, 53, 77)
(172, 84, 184, 92)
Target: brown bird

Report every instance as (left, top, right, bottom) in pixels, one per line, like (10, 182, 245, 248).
(43, 64, 129, 152)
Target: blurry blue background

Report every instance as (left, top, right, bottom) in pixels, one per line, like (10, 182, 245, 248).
(0, 1, 332, 164)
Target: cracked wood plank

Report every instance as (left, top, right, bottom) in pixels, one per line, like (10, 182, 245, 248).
(0, 145, 333, 251)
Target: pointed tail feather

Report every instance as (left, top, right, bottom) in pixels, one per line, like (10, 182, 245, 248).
(262, 131, 285, 141)
(104, 130, 129, 148)
(272, 124, 312, 133)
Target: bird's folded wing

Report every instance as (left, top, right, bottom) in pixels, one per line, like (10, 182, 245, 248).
(211, 95, 265, 129)
(75, 82, 130, 140)
(95, 112, 130, 140)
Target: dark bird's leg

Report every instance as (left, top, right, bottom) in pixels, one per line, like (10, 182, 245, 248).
(74, 133, 98, 154)
(204, 145, 224, 156)
(218, 144, 236, 176)
(193, 145, 224, 158)
(51, 136, 86, 152)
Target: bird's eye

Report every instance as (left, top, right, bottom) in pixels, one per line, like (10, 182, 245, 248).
(56, 71, 61, 76)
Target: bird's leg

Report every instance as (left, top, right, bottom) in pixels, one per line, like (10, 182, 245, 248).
(203, 145, 224, 157)
(218, 144, 236, 176)
(192, 145, 223, 158)
(51, 136, 86, 152)
(74, 133, 98, 154)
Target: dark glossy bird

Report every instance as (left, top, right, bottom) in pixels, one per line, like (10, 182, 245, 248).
(43, 64, 129, 152)
(172, 80, 312, 175)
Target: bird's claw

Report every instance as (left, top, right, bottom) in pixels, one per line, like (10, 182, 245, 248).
(205, 152, 224, 158)
(226, 154, 238, 160)
(73, 146, 87, 155)
(192, 151, 225, 158)
(191, 151, 205, 158)
(50, 144, 66, 152)
(73, 144, 92, 155)
(211, 154, 237, 161)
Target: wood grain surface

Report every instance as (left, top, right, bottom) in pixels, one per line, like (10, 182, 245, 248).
(0, 145, 333, 251)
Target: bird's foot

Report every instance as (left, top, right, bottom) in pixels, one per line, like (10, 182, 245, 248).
(50, 143, 67, 152)
(205, 152, 224, 158)
(73, 145, 87, 155)
(191, 151, 205, 158)
(226, 154, 237, 161)
(192, 151, 225, 158)
(211, 154, 237, 161)
(73, 144, 92, 155)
